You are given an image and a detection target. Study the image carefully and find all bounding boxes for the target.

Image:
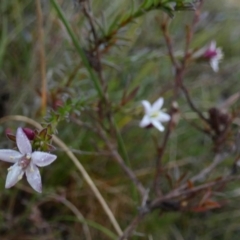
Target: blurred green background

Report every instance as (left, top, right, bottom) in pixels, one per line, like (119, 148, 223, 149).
(1, 0, 240, 239)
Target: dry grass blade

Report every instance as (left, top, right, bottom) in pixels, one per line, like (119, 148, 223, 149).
(35, 0, 47, 115)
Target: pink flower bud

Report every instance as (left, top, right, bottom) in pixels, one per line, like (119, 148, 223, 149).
(203, 48, 218, 59)
(23, 128, 35, 140)
(53, 99, 63, 110)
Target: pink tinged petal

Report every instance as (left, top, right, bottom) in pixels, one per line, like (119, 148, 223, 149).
(16, 128, 32, 155)
(5, 163, 24, 188)
(0, 150, 22, 163)
(32, 151, 57, 167)
(25, 163, 42, 193)
(157, 112, 171, 122)
(151, 120, 165, 132)
(152, 97, 164, 111)
(141, 100, 151, 114)
(139, 115, 151, 128)
(209, 41, 216, 51)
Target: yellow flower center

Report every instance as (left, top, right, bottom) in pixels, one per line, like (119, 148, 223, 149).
(150, 111, 159, 118)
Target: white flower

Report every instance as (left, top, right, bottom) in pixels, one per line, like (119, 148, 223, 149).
(139, 97, 171, 132)
(203, 41, 223, 72)
(0, 128, 57, 193)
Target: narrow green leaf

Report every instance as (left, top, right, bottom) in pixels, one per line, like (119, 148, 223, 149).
(141, 0, 154, 9)
(107, 13, 123, 35)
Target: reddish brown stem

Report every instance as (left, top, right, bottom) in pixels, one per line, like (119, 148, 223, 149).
(36, 0, 47, 115)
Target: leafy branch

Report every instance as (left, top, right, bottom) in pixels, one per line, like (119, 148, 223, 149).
(91, 0, 197, 52)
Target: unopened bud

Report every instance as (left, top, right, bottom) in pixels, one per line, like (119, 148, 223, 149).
(23, 128, 35, 140)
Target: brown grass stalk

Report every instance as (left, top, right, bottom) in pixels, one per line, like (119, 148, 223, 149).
(36, 0, 47, 115)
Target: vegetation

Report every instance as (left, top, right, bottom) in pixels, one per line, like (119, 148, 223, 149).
(1, 0, 240, 239)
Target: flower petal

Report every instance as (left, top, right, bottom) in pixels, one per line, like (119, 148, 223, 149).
(157, 112, 171, 122)
(139, 115, 151, 128)
(32, 151, 57, 167)
(25, 163, 42, 193)
(210, 59, 219, 72)
(209, 41, 216, 51)
(141, 100, 151, 114)
(152, 98, 164, 111)
(5, 163, 24, 188)
(0, 150, 22, 163)
(151, 120, 165, 132)
(216, 48, 223, 60)
(16, 128, 32, 154)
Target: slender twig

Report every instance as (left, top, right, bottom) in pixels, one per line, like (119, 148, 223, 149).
(36, 0, 47, 115)
(150, 175, 240, 210)
(81, 1, 112, 115)
(178, 1, 211, 125)
(118, 212, 146, 240)
(180, 83, 210, 125)
(118, 175, 240, 239)
(65, 63, 81, 87)
(73, 3, 143, 198)
(0, 115, 123, 237)
(181, 113, 212, 136)
(182, 0, 204, 69)
(163, 152, 230, 194)
(98, 125, 146, 198)
(72, 114, 146, 198)
(153, 111, 173, 196)
(50, 0, 104, 98)
(157, 0, 210, 186)
(82, 2, 98, 44)
(160, 18, 179, 69)
(160, 1, 209, 126)
(90, 1, 194, 54)
(155, 9, 209, 197)
(82, 2, 105, 85)
(190, 152, 229, 183)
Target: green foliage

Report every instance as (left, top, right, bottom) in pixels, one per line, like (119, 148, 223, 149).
(1, 0, 240, 239)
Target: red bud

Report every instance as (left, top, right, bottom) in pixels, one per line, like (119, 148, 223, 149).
(23, 128, 35, 140)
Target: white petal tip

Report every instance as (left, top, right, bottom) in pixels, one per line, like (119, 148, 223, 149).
(152, 120, 165, 132)
(35, 188, 42, 193)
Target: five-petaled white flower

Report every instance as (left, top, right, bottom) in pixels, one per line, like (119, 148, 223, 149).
(203, 41, 223, 72)
(139, 97, 170, 132)
(0, 128, 57, 193)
